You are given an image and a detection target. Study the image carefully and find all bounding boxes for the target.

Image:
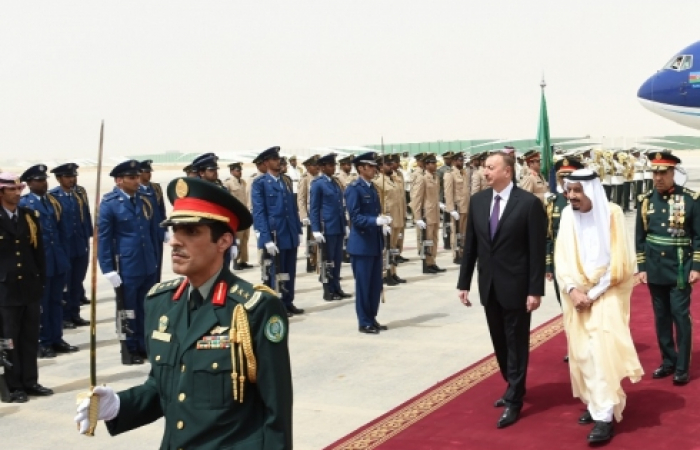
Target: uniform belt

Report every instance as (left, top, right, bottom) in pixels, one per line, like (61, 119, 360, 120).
(646, 234, 691, 246)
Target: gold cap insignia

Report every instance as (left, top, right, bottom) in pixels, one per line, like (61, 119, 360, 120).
(562, 158, 569, 166)
(158, 315, 168, 332)
(175, 179, 189, 198)
(655, 153, 662, 160)
(39, 165, 45, 171)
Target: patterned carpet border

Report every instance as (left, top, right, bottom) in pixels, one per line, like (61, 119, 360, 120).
(326, 316, 564, 450)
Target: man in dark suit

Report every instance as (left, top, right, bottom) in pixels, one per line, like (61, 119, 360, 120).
(457, 151, 546, 428)
(0, 172, 53, 403)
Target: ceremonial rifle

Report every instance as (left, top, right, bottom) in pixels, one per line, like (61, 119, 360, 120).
(317, 222, 333, 284)
(272, 231, 289, 295)
(305, 223, 317, 273)
(0, 337, 13, 403)
(420, 207, 433, 273)
(79, 121, 104, 436)
(454, 216, 463, 263)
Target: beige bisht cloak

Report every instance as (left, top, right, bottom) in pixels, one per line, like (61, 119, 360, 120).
(554, 203, 643, 422)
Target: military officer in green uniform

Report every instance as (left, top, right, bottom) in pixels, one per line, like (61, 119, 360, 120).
(75, 177, 293, 449)
(545, 157, 585, 304)
(636, 151, 700, 386)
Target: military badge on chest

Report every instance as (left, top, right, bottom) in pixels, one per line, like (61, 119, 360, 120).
(668, 196, 686, 236)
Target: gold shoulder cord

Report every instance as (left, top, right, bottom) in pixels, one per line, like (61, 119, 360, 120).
(230, 304, 257, 403)
(74, 192, 85, 222)
(642, 197, 649, 231)
(142, 198, 153, 220)
(546, 199, 554, 239)
(25, 214, 38, 248)
(48, 194, 62, 220)
(153, 183, 163, 203)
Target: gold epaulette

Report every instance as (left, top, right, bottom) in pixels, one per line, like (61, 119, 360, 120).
(147, 278, 184, 298)
(684, 188, 699, 200)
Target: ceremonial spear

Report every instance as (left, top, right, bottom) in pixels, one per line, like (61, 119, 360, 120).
(79, 121, 104, 436)
(380, 137, 387, 303)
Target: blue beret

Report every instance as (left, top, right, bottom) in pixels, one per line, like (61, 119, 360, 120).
(21, 164, 49, 182)
(317, 153, 337, 165)
(352, 152, 378, 166)
(109, 160, 141, 178)
(192, 153, 219, 170)
(51, 163, 79, 176)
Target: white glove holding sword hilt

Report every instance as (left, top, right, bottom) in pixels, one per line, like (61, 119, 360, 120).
(74, 385, 120, 434)
(376, 215, 392, 226)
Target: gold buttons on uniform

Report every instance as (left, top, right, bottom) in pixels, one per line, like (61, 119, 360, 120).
(662, 209, 666, 213)
(212, 362, 218, 370)
(178, 393, 186, 402)
(661, 252, 666, 256)
(18, 276, 22, 280)
(16, 252, 20, 256)
(181, 364, 186, 372)
(155, 355, 161, 361)
(177, 421, 184, 430)
(17, 263, 21, 267)
(661, 223, 665, 227)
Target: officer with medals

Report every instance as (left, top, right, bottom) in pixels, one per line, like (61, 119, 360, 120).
(75, 176, 292, 449)
(636, 151, 700, 385)
(310, 153, 352, 300)
(251, 147, 305, 317)
(49, 163, 91, 329)
(19, 165, 79, 358)
(139, 160, 168, 282)
(98, 160, 160, 365)
(345, 152, 392, 334)
(0, 173, 53, 403)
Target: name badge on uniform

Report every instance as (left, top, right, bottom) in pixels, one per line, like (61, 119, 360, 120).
(152, 330, 171, 342)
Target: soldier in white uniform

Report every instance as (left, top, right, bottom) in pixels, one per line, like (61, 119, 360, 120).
(631, 149, 645, 208)
(611, 152, 626, 207)
(286, 155, 303, 203)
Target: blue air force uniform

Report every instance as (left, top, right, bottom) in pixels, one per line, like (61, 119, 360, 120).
(73, 184, 93, 304)
(310, 154, 348, 296)
(139, 160, 167, 282)
(98, 160, 160, 357)
(345, 153, 385, 330)
(251, 147, 303, 313)
(49, 163, 90, 326)
(19, 165, 72, 351)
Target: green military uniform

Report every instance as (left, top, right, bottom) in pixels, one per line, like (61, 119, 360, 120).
(105, 272, 292, 449)
(636, 154, 700, 381)
(546, 192, 569, 304)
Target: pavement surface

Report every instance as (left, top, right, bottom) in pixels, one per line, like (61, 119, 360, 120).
(1, 152, 699, 449)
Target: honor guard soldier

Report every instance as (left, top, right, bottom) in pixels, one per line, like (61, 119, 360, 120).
(19, 165, 79, 358)
(631, 149, 645, 208)
(75, 176, 293, 449)
(408, 153, 426, 251)
(437, 151, 454, 250)
(373, 155, 407, 285)
(444, 152, 472, 264)
(470, 152, 489, 194)
(49, 163, 91, 329)
(73, 171, 94, 305)
(286, 155, 303, 203)
(389, 154, 409, 262)
(336, 155, 357, 189)
(411, 154, 446, 274)
(183, 164, 198, 178)
(642, 150, 654, 192)
(621, 151, 635, 212)
(310, 153, 352, 300)
(611, 152, 626, 207)
(545, 158, 584, 304)
(99, 160, 160, 365)
(225, 162, 253, 270)
(0, 173, 54, 402)
(280, 157, 294, 191)
(298, 155, 320, 273)
(251, 147, 305, 317)
(139, 160, 168, 282)
(345, 153, 391, 334)
(636, 151, 700, 385)
(519, 149, 550, 205)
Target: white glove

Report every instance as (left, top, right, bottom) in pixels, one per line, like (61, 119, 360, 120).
(230, 245, 238, 260)
(302, 218, 311, 226)
(416, 220, 427, 230)
(376, 215, 392, 226)
(265, 241, 279, 256)
(255, 231, 260, 239)
(345, 226, 350, 237)
(450, 211, 460, 220)
(104, 271, 122, 288)
(163, 231, 171, 243)
(313, 232, 325, 243)
(439, 202, 446, 211)
(74, 386, 120, 434)
(382, 225, 391, 236)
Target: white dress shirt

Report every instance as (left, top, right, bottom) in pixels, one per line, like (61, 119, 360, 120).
(490, 182, 514, 219)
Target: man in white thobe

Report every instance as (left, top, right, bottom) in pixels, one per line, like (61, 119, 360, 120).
(554, 169, 643, 444)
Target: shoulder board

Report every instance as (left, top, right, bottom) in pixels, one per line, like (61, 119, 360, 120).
(103, 191, 119, 201)
(684, 188, 699, 200)
(147, 277, 185, 298)
(228, 279, 279, 311)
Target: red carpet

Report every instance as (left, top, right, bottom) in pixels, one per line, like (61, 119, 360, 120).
(325, 285, 700, 450)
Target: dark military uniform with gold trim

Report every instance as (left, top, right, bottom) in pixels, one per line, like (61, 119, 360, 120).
(105, 272, 292, 450)
(545, 192, 569, 304)
(636, 183, 700, 379)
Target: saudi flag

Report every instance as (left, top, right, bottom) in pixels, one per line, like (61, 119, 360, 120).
(536, 86, 552, 180)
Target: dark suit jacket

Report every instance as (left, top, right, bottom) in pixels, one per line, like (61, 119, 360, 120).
(0, 206, 45, 306)
(457, 186, 546, 309)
